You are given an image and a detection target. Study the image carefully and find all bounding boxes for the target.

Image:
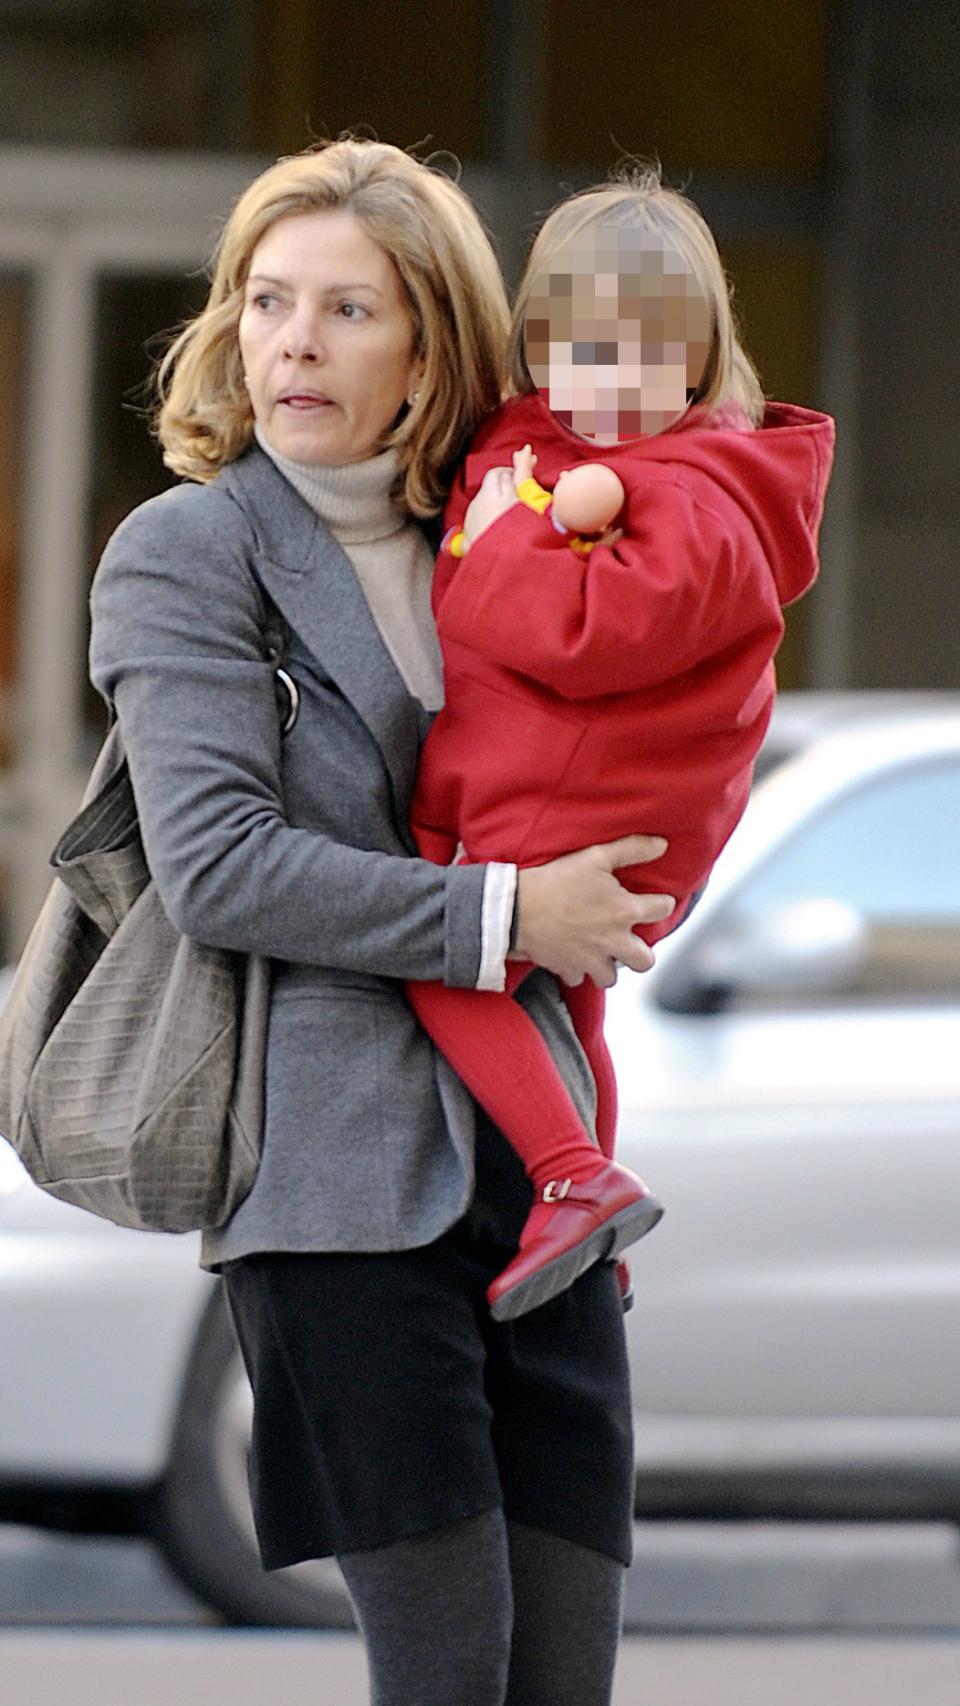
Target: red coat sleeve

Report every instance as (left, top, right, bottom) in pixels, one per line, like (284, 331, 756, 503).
(435, 475, 772, 701)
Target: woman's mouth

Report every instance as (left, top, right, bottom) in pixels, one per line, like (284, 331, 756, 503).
(279, 393, 336, 411)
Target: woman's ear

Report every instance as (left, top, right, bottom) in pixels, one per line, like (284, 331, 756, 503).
(406, 354, 427, 409)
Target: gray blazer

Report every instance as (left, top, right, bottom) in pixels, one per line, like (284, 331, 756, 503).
(89, 447, 596, 1268)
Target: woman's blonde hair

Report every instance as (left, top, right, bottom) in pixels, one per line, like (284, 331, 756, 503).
(507, 163, 765, 427)
(156, 138, 510, 514)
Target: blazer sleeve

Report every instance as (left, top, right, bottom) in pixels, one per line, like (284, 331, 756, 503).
(89, 484, 486, 987)
(435, 474, 771, 700)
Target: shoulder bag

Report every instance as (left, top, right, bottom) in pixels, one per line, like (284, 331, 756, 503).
(0, 597, 297, 1233)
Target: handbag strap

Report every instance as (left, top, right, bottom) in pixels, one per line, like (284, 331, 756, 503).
(253, 574, 298, 736)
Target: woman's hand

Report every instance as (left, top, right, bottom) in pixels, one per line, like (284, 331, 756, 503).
(512, 836, 675, 987)
(462, 466, 518, 547)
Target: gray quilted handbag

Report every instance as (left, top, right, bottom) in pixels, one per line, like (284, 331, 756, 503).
(0, 722, 270, 1232)
(0, 604, 294, 1233)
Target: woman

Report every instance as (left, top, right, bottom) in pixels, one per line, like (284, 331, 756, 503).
(89, 139, 673, 1706)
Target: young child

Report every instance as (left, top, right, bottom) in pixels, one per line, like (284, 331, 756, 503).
(406, 168, 835, 1322)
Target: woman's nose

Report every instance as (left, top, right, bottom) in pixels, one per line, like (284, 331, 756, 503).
(283, 315, 325, 361)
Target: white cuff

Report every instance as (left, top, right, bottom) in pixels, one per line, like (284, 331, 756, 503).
(476, 862, 517, 991)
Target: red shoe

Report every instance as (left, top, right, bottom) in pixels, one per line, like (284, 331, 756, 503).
(487, 1161, 663, 1322)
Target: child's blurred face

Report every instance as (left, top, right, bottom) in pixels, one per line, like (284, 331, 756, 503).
(523, 225, 712, 443)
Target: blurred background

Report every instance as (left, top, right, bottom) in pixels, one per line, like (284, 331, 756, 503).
(0, 0, 956, 954)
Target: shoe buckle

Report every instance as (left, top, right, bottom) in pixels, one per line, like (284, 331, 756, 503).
(542, 1177, 572, 1203)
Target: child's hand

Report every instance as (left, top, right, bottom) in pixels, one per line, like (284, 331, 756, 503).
(512, 443, 537, 488)
(462, 466, 518, 547)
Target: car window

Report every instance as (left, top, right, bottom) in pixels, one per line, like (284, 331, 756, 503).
(740, 756, 959, 920)
(674, 753, 960, 1011)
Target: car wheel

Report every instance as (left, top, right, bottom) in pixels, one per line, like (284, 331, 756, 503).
(151, 1282, 356, 1628)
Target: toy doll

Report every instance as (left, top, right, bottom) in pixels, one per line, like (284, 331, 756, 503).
(448, 449, 626, 557)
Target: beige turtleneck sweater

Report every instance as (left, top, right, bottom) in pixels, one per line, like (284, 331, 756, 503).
(256, 428, 444, 711)
(255, 428, 515, 990)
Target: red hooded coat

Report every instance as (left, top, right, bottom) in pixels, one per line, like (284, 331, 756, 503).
(413, 392, 835, 943)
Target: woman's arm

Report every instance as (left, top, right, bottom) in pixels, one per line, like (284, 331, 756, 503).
(91, 486, 671, 987)
(90, 486, 487, 986)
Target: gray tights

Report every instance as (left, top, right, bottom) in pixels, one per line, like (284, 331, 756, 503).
(338, 1509, 625, 1706)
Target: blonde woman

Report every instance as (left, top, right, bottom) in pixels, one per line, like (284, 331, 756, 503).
(89, 140, 673, 1706)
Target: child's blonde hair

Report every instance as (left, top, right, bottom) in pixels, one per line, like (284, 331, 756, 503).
(507, 163, 765, 427)
(156, 138, 510, 514)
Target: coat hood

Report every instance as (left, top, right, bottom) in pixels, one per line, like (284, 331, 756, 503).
(471, 393, 835, 609)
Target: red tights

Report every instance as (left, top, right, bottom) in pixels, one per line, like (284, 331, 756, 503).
(405, 963, 617, 1191)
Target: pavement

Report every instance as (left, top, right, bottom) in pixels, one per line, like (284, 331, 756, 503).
(4, 1518, 960, 1632)
(2, 1629, 960, 1706)
(3, 1520, 960, 1705)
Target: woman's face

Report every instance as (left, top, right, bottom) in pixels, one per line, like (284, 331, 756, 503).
(239, 208, 425, 466)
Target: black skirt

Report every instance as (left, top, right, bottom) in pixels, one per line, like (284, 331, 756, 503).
(221, 1110, 635, 1570)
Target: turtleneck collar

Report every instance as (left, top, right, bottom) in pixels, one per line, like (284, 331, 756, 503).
(254, 425, 407, 545)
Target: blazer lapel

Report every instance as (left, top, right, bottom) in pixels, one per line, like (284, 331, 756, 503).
(221, 448, 427, 842)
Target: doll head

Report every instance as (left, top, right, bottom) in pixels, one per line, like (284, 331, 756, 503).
(551, 463, 625, 534)
(507, 163, 763, 443)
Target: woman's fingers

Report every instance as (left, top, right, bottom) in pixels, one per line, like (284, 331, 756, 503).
(594, 833, 668, 869)
(481, 465, 514, 492)
(577, 838, 675, 965)
(513, 839, 675, 987)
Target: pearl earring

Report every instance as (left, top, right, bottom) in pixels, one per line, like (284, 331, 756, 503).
(408, 389, 420, 406)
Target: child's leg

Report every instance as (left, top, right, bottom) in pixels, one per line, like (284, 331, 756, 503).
(405, 968, 663, 1323)
(405, 823, 596, 1185)
(559, 981, 618, 1161)
(406, 971, 607, 1191)
(560, 980, 633, 1308)
(406, 841, 662, 1320)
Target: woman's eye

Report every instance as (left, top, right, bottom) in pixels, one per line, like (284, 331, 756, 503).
(251, 292, 279, 311)
(337, 301, 369, 320)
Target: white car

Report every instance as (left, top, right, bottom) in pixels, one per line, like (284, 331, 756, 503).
(1, 695, 958, 1627)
